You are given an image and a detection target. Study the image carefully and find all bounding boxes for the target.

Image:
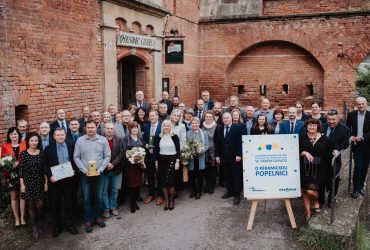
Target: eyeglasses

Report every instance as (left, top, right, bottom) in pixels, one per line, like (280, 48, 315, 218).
(327, 110, 338, 115)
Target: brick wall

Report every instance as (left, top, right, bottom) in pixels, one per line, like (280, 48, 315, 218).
(263, 0, 370, 16)
(0, 0, 103, 140)
(199, 16, 370, 114)
(162, 0, 200, 106)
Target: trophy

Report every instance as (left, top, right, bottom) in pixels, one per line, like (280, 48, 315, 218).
(87, 160, 99, 176)
(148, 136, 155, 148)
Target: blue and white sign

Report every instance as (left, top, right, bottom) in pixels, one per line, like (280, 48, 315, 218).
(243, 134, 301, 199)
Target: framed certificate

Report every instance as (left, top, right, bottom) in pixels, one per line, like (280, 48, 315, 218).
(50, 161, 74, 181)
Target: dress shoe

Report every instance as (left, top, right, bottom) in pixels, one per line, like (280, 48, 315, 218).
(95, 218, 106, 228)
(222, 192, 232, 199)
(144, 196, 154, 204)
(66, 225, 78, 235)
(134, 203, 139, 210)
(156, 196, 163, 205)
(189, 192, 196, 198)
(359, 188, 365, 196)
(164, 200, 169, 211)
(174, 193, 179, 199)
(234, 197, 241, 205)
(85, 222, 93, 233)
(52, 227, 61, 238)
(195, 193, 201, 200)
(351, 191, 359, 199)
(130, 205, 136, 213)
(169, 199, 175, 210)
(136, 195, 144, 202)
(208, 188, 215, 194)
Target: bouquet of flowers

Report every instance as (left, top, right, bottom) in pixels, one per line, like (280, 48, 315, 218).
(126, 147, 146, 165)
(0, 155, 17, 179)
(181, 139, 205, 165)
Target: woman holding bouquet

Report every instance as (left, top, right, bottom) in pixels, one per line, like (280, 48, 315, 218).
(155, 120, 181, 210)
(19, 132, 48, 238)
(187, 117, 209, 199)
(122, 121, 146, 213)
(1, 127, 27, 227)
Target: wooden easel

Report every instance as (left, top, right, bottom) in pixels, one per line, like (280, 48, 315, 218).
(247, 198, 297, 231)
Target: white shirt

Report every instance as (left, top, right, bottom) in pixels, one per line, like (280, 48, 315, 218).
(159, 135, 177, 155)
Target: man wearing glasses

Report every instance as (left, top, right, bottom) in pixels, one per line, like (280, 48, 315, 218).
(322, 109, 350, 206)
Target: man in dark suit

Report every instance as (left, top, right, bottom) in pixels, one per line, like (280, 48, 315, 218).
(158, 103, 170, 123)
(102, 123, 123, 218)
(78, 106, 90, 134)
(212, 101, 224, 128)
(130, 91, 150, 112)
(44, 128, 79, 237)
(346, 97, 370, 199)
(215, 112, 243, 205)
(50, 109, 70, 136)
(159, 91, 173, 115)
(66, 118, 84, 145)
(194, 99, 205, 120)
(280, 107, 304, 135)
(39, 122, 52, 150)
(323, 109, 350, 206)
(224, 95, 246, 120)
(17, 119, 28, 140)
(172, 96, 180, 110)
(143, 110, 163, 205)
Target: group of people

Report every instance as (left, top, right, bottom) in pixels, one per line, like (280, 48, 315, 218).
(1, 89, 369, 237)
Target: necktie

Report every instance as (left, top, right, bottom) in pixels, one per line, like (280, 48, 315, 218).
(73, 134, 78, 142)
(198, 111, 202, 119)
(57, 145, 64, 164)
(329, 128, 334, 138)
(61, 121, 66, 132)
(290, 122, 295, 134)
(150, 124, 156, 136)
(225, 126, 230, 138)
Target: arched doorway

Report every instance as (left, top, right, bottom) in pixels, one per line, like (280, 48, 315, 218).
(356, 54, 370, 103)
(117, 55, 147, 109)
(226, 41, 324, 108)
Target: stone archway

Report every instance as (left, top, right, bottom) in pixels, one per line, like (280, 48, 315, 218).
(226, 40, 325, 108)
(117, 55, 148, 109)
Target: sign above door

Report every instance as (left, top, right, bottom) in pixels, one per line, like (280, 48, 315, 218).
(117, 32, 156, 49)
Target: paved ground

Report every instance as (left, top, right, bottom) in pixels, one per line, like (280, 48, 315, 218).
(27, 187, 308, 250)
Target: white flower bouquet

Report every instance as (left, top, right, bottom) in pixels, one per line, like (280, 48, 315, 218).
(0, 155, 17, 179)
(126, 147, 146, 165)
(181, 139, 205, 164)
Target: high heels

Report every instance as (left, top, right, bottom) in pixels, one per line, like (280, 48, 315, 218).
(164, 199, 169, 211)
(169, 199, 175, 210)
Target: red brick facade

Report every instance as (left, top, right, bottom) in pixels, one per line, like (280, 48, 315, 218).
(0, 0, 369, 143)
(0, 0, 103, 137)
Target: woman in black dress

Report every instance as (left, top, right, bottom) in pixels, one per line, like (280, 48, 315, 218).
(251, 114, 274, 135)
(19, 132, 48, 238)
(122, 121, 146, 213)
(155, 120, 180, 210)
(299, 119, 333, 220)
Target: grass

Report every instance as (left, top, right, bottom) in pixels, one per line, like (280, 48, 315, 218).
(355, 222, 370, 250)
(299, 226, 348, 250)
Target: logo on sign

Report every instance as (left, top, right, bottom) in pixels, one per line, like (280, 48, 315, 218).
(257, 143, 282, 151)
(249, 186, 266, 192)
(279, 187, 297, 192)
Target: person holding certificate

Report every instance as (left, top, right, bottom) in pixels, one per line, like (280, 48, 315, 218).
(73, 120, 111, 233)
(44, 127, 79, 237)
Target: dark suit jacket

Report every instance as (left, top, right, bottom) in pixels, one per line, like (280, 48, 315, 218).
(194, 100, 214, 112)
(214, 123, 242, 163)
(279, 120, 304, 135)
(160, 99, 173, 115)
(130, 101, 150, 112)
(105, 135, 124, 175)
(143, 122, 162, 160)
(44, 141, 77, 181)
(66, 130, 84, 146)
(346, 110, 370, 151)
(242, 117, 256, 135)
(323, 123, 350, 152)
(50, 120, 70, 136)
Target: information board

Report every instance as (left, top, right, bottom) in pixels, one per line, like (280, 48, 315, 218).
(243, 134, 301, 199)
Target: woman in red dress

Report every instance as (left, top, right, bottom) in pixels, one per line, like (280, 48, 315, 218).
(1, 127, 27, 227)
(122, 122, 145, 213)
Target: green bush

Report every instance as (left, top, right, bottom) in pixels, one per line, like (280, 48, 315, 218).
(356, 65, 370, 101)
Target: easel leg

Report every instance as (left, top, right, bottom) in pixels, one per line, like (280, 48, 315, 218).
(264, 199, 267, 211)
(247, 200, 258, 231)
(284, 199, 297, 229)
